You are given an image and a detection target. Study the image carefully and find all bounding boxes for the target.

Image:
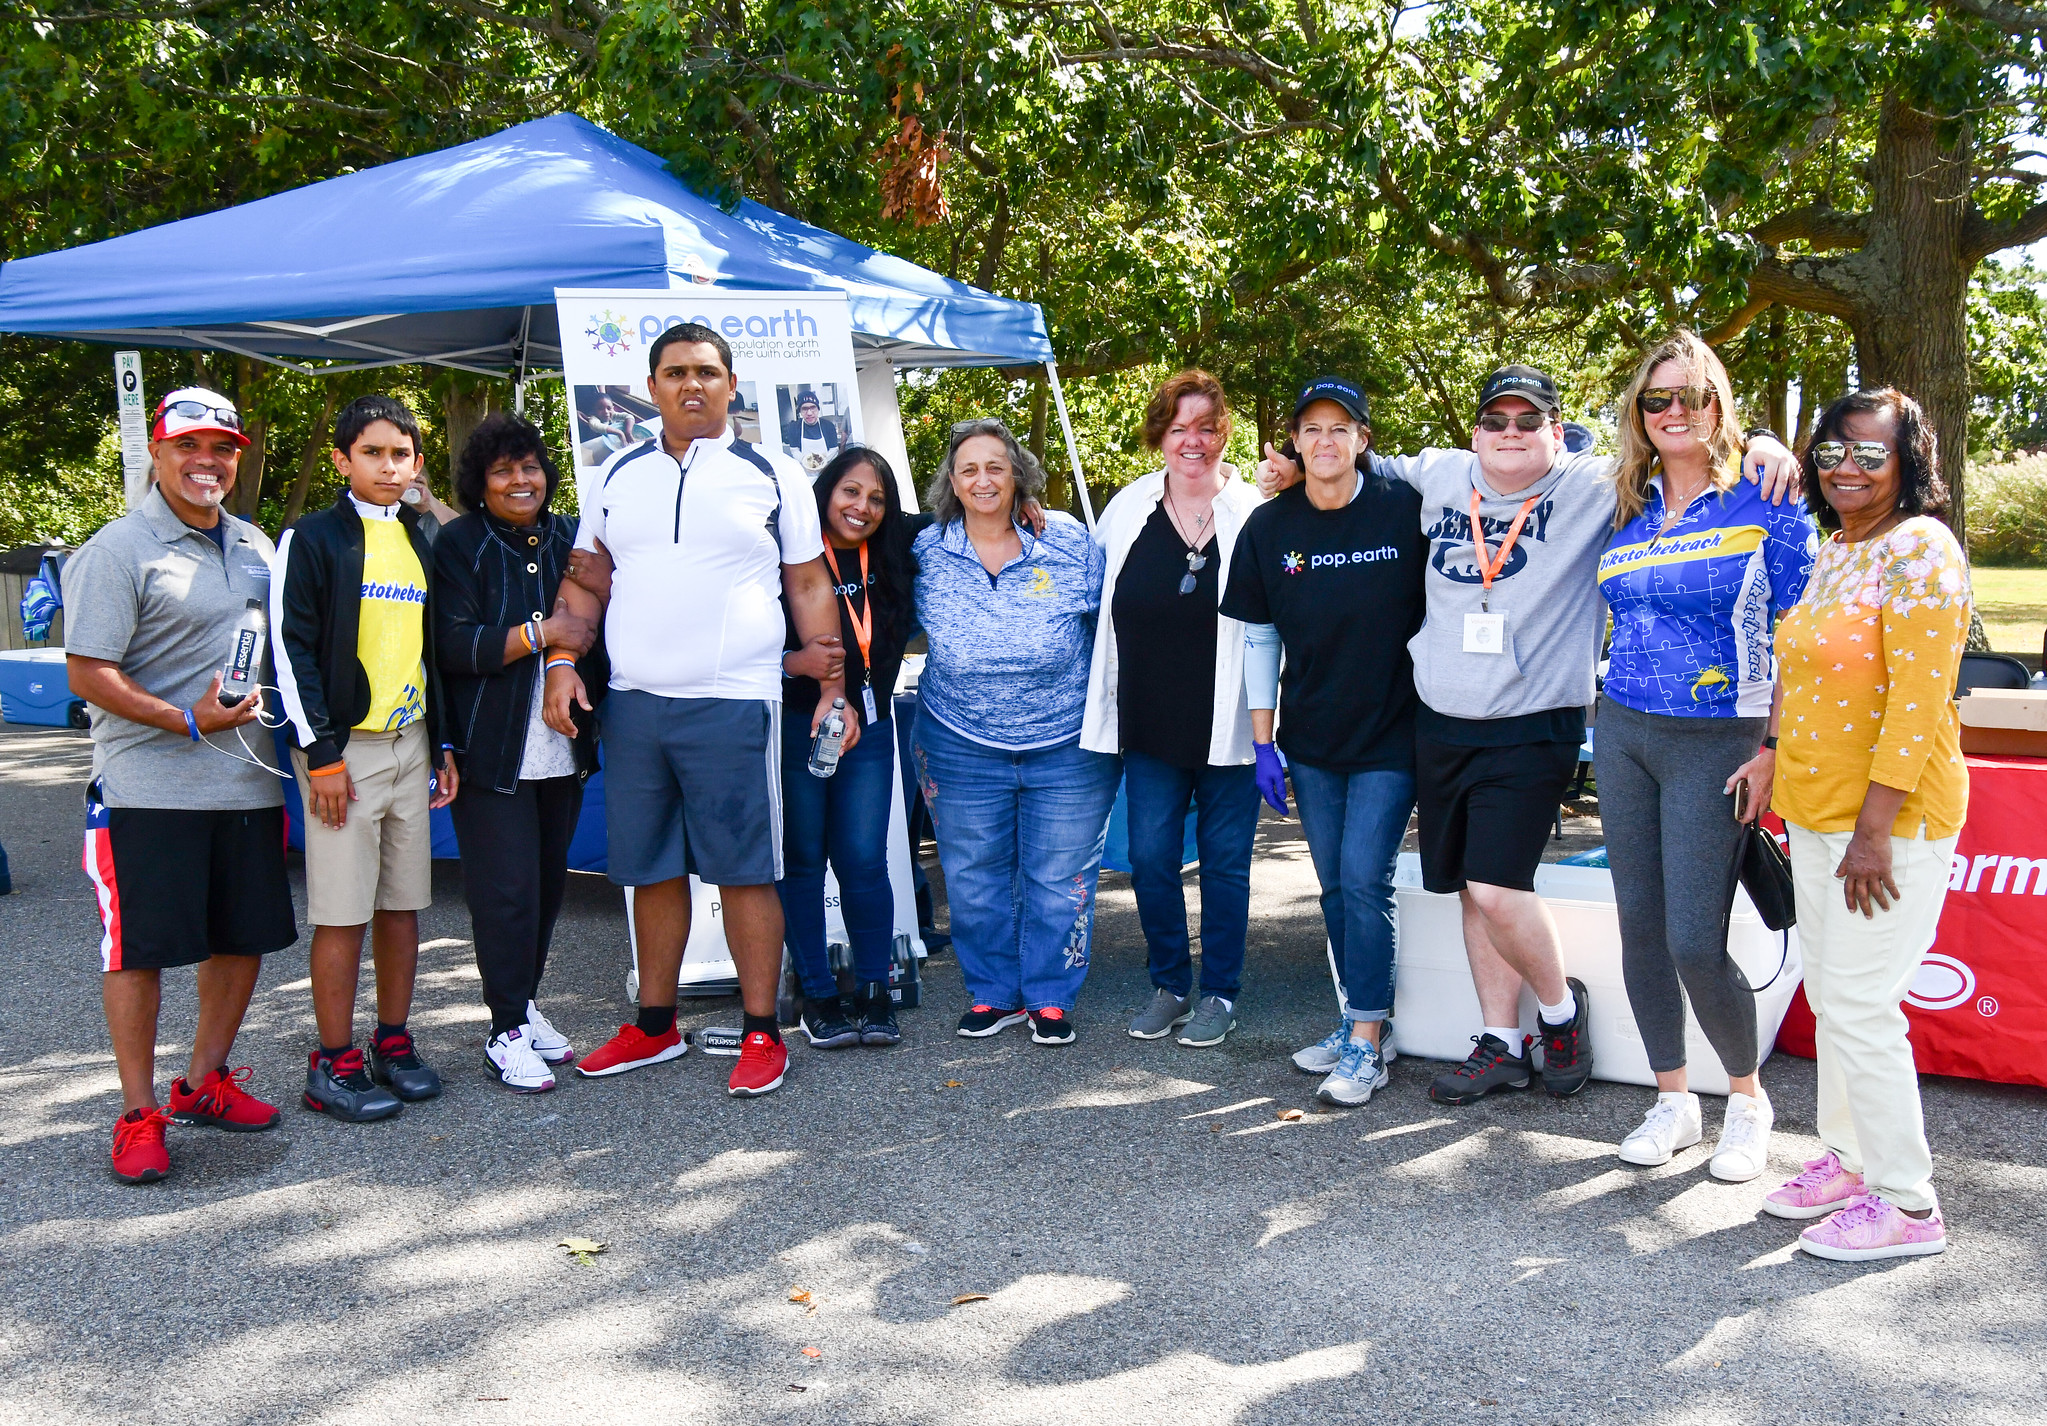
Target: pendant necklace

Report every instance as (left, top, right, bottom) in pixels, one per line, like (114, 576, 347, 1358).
(1165, 482, 1213, 595)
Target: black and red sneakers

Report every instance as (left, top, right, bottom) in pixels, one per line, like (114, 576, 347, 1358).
(1429, 1033, 1533, 1105)
(1537, 977, 1594, 1097)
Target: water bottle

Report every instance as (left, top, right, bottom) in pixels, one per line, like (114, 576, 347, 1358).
(807, 697, 848, 778)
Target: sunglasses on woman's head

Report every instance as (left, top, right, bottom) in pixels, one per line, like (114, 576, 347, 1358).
(1812, 441, 1892, 473)
(1476, 411, 1549, 433)
(1637, 386, 1715, 414)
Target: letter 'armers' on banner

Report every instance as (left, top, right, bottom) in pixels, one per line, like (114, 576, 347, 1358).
(553, 288, 864, 491)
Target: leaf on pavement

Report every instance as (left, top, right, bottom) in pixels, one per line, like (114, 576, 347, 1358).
(951, 1293, 991, 1305)
(1277, 1108, 1304, 1122)
(788, 1287, 812, 1304)
(941, 1080, 964, 1088)
(802, 1346, 822, 1358)
(558, 1237, 607, 1264)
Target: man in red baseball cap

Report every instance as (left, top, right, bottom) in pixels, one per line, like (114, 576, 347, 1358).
(64, 384, 298, 1183)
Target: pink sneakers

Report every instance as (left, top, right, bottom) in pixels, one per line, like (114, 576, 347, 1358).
(1761, 1151, 1866, 1220)
(1798, 1194, 1947, 1262)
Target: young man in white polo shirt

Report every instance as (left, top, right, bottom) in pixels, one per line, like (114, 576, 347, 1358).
(547, 322, 852, 1097)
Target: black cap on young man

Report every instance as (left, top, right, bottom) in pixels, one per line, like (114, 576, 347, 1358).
(1474, 365, 1560, 418)
(1293, 375, 1370, 424)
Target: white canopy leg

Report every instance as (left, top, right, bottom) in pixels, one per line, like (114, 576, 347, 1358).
(1044, 360, 1095, 527)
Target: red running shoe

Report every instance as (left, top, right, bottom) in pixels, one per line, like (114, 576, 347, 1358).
(727, 1031, 787, 1097)
(111, 1107, 171, 1184)
(575, 1023, 688, 1078)
(167, 1065, 282, 1131)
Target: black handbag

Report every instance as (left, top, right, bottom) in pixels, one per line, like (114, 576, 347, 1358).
(1740, 822, 1797, 933)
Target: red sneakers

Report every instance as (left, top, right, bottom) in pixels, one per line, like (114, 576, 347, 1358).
(575, 1023, 688, 1078)
(727, 1032, 788, 1097)
(111, 1107, 171, 1184)
(167, 1065, 282, 1131)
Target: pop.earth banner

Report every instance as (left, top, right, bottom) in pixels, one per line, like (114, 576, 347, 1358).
(554, 287, 864, 484)
(552, 287, 923, 995)
(1775, 755, 2047, 1089)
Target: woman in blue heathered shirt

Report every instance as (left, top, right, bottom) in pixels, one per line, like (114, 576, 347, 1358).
(1593, 330, 1816, 1182)
(912, 418, 1118, 1046)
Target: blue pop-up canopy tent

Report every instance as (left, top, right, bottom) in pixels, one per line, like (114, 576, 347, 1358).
(0, 112, 1095, 514)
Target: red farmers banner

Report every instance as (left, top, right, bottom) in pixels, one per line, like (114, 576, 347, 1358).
(1777, 755, 2047, 1089)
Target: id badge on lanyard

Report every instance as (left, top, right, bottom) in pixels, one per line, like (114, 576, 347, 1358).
(1464, 486, 1541, 655)
(828, 542, 881, 723)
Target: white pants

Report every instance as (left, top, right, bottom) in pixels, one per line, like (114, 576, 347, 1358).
(1787, 823, 1956, 1212)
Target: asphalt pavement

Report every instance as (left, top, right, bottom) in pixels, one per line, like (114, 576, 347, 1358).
(1, 722, 2042, 1425)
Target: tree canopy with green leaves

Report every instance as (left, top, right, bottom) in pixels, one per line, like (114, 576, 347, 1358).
(5, 0, 2047, 546)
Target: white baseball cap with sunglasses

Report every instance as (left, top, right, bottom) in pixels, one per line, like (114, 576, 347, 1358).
(151, 387, 250, 448)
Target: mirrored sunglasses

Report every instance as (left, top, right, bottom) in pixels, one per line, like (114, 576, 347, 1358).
(158, 399, 242, 430)
(1812, 441, 1893, 474)
(1637, 386, 1715, 414)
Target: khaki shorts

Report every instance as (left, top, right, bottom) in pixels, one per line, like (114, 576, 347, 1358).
(293, 721, 433, 926)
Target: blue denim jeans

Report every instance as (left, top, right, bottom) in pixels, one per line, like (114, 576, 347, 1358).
(777, 713, 898, 999)
(912, 710, 1121, 1012)
(1122, 750, 1260, 1001)
(1288, 759, 1415, 1022)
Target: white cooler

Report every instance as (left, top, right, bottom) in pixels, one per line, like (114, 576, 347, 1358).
(1386, 853, 1801, 1095)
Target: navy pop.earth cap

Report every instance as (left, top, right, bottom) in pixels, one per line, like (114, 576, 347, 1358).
(1475, 365, 1561, 417)
(1292, 375, 1369, 424)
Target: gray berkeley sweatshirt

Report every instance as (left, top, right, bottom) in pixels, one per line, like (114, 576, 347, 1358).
(1367, 447, 1618, 721)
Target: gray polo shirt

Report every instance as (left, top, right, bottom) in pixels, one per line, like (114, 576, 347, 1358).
(64, 487, 285, 810)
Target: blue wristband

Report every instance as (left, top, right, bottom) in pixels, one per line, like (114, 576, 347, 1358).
(184, 709, 201, 742)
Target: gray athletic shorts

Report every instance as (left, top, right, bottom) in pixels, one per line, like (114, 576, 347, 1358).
(599, 690, 782, 887)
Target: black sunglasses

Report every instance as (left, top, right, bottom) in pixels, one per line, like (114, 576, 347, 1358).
(158, 399, 242, 430)
(1477, 411, 1549, 433)
(1812, 441, 1893, 474)
(1637, 385, 1716, 414)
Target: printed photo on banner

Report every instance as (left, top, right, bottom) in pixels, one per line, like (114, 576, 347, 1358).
(778, 382, 850, 471)
(553, 288, 864, 488)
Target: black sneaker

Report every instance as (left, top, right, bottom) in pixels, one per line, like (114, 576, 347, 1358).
(1429, 1033, 1532, 1105)
(370, 1030, 443, 1102)
(957, 1004, 1028, 1038)
(1537, 977, 1594, 1097)
(799, 995, 862, 1050)
(304, 1048, 402, 1122)
(1029, 1008, 1076, 1046)
(855, 981, 902, 1046)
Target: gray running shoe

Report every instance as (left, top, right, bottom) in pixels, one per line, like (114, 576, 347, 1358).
(1293, 1018, 1400, 1073)
(1292, 1021, 1349, 1074)
(1316, 1036, 1390, 1107)
(1177, 995, 1237, 1047)
(1127, 987, 1192, 1040)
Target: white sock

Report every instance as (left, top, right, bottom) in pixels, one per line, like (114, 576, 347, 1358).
(1482, 1025, 1524, 1053)
(1211, 996, 1234, 1011)
(1537, 992, 1577, 1026)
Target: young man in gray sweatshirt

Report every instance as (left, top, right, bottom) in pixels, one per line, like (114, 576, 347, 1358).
(1263, 365, 1797, 1104)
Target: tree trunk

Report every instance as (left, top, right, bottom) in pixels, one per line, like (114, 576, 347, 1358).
(224, 356, 267, 521)
(1763, 306, 1789, 443)
(280, 388, 340, 529)
(1847, 96, 1975, 537)
(442, 377, 500, 504)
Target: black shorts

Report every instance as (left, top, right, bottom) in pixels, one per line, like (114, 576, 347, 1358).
(1414, 735, 1580, 895)
(84, 793, 298, 972)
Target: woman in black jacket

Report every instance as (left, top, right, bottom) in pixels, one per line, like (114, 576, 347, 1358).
(434, 413, 605, 1092)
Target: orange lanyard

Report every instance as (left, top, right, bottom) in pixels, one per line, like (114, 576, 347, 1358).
(825, 542, 873, 684)
(1468, 488, 1542, 612)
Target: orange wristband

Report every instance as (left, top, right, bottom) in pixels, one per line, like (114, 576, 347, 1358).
(307, 762, 348, 778)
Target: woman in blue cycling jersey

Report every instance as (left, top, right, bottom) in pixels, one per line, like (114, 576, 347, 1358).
(1594, 329, 1816, 1182)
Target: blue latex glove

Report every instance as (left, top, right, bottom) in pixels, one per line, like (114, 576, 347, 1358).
(1253, 741, 1288, 815)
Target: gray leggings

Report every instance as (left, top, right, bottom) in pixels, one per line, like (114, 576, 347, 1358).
(1594, 695, 1764, 1077)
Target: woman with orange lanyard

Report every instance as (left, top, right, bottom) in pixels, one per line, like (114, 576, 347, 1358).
(777, 446, 922, 1048)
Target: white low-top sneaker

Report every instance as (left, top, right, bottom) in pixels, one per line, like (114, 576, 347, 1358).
(1619, 1091, 1703, 1166)
(524, 1000, 574, 1065)
(1709, 1090, 1774, 1182)
(487, 1028, 557, 1093)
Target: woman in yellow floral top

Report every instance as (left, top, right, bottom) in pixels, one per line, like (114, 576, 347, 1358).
(1730, 388, 1969, 1264)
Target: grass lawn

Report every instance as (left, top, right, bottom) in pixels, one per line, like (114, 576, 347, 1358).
(1973, 565, 2047, 657)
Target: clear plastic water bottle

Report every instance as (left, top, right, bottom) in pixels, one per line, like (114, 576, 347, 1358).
(807, 697, 848, 778)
